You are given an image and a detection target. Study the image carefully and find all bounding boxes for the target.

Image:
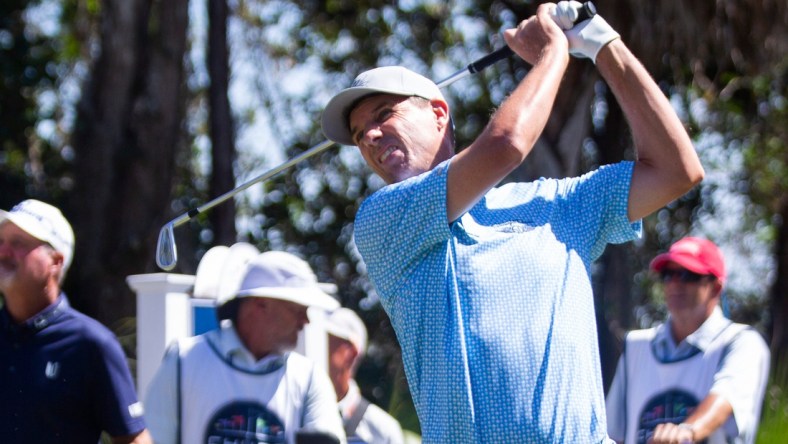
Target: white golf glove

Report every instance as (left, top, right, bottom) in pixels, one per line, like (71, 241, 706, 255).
(565, 14, 620, 63)
(550, 1, 585, 30)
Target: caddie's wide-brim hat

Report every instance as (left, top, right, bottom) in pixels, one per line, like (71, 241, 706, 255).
(234, 250, 339, 311)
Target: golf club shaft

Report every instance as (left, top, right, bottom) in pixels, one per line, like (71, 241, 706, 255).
(167, 139, 335, 229)
(166, 1, 597, 229)
(436, 1, 596, 86)
(156, 1, 597, 270)
(165, 51, 504, 229)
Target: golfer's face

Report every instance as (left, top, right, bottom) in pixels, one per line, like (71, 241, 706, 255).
(349, 94, 444, 184)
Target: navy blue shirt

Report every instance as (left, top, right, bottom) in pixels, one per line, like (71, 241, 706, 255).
(0, 294, 146, 442)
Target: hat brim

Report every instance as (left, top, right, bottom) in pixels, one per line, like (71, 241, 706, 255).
(236, 286, 339, 311)
(0, 211, 51, 245)
(321, 86, 424, 146)
(650, 253, 711, 276)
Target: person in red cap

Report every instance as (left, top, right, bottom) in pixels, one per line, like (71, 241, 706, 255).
(605, 237, 770, 444)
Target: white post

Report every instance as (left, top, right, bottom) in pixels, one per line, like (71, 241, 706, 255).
(301, 309, 329, 374)
(127, 272, 195, 399)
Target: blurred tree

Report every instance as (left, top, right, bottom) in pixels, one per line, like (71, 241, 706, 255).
(208, 0, 237, 246)
(66, 0, 191, 328)
(607, 0, 788, 377)
(0, 0, 62, 207)
(2, 0, 785, 437)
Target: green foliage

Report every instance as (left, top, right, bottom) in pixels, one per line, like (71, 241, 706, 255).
(739, 63, 788, 217)
(757, 357, 788, 443)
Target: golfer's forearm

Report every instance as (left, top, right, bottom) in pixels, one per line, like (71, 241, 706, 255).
(487, 45, 570, 160)
(596, 39, 703, 221)
(445, 47, 568, 221)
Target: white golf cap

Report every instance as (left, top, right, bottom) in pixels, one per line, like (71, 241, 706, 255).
(0, 199, 75, 275)
(321, 66, 445, 146)
(324, 307, 368, 353)
(234, 251, 340, 311)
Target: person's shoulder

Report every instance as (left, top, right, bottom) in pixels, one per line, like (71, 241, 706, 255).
(364, 402, 400, 426)
(626, 326, 657, 336)
(175, 329, 211, 355)
(286, 351, 318, 370)
(359, 161, 449, 211)
(58, 306, 118, 342)
(284, 353, 335, 393)
(576, 161, 634, 183)
(53, 307, 131, 363)
(362, 402, 404, 436)
(729, 323, 770, 349)
(625, 326, 658, 343)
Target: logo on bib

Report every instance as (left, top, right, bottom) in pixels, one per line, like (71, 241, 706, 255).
(637, 389, 699, 444)
(206, 401, 286, 443)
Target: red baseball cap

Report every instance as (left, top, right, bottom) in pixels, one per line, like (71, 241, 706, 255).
(650, 237, 726, 286)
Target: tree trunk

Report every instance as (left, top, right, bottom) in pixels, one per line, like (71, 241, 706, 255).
(68, 0, 189, 328)
(208, 0, 237, 246)
(770, 195, 788, 375)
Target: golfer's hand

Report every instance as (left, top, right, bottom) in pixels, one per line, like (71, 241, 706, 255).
(648, 422, 696, 444)
(564, 13, 620, 63)
(550, 1, 585, 30)
(504, 3, 568, 66)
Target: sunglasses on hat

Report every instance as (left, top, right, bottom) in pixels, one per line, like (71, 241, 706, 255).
(659, 268, 711, 284)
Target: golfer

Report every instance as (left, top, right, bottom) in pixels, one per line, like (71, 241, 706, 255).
(320, 2, 704, 443)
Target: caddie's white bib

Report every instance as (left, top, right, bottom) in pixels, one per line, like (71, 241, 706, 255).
(621, 323, 746, 444)
(176, 335, 316, 444)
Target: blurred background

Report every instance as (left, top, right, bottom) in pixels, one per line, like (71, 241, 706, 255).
(1, 0, 786, 441)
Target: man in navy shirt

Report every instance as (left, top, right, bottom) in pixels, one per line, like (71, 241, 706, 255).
(0, 199, 152, 444)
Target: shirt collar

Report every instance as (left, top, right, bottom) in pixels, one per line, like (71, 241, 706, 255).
(23, 293, 68, 331)
(338, 379, 362, 418)
(682, 306, 730, 350)
(209, 320, 287, 372)
(653, 306, 730, 361)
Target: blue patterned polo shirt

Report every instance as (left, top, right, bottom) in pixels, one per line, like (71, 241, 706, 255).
(354, 159, 640, 443)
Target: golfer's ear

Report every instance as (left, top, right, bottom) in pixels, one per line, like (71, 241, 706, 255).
(347, 343, 361, 367)
(49, 249, 65, 268)
(430, 98, 450, 127)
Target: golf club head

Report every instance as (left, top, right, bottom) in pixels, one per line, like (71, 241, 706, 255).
(156, 223, 178, 271)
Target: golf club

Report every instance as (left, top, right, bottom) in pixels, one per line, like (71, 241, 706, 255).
(155, 2, 597, 271)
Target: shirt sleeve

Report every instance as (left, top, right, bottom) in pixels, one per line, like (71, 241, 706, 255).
(91, 330, 147, 437)
(709, 328, 771, 440)
(143, 342, 181, 444)
(605, 354, 627, 443)
(302, 362, 347, 443)
(354, 160, 452, 299)
(560, 161, 642, 260)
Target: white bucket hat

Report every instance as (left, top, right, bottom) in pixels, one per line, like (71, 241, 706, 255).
(324, 307, 368, 354)
(321, 66, 445, 146)
(0, 199, 75, 275)
(234, 251, 339, 311)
